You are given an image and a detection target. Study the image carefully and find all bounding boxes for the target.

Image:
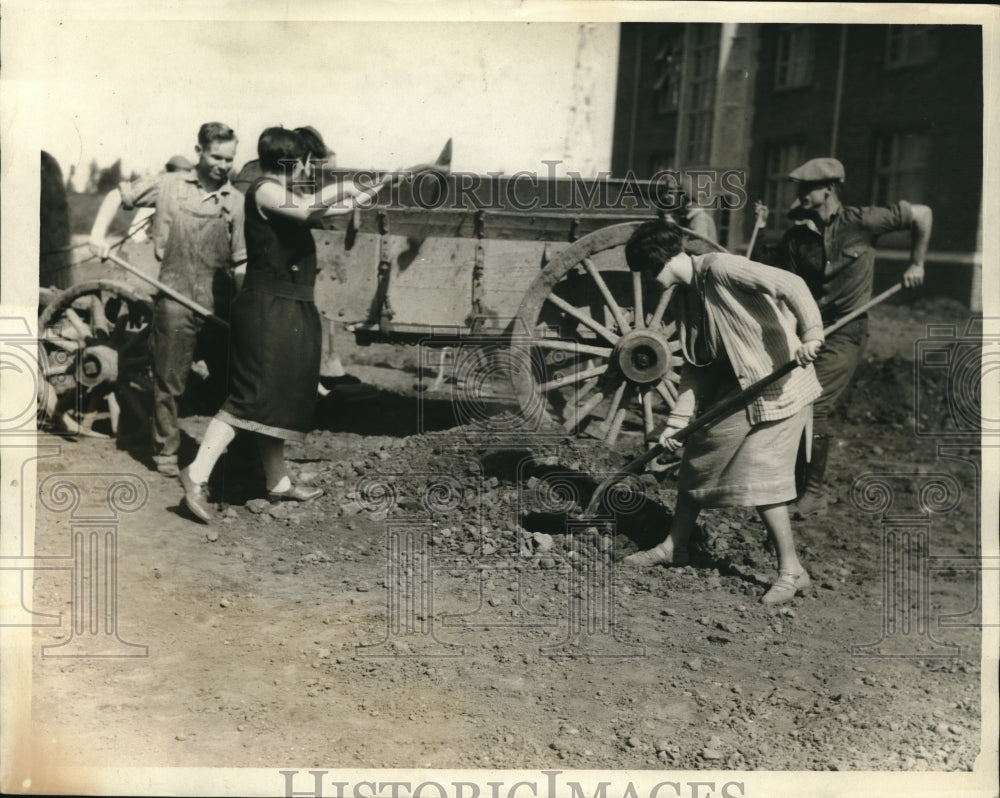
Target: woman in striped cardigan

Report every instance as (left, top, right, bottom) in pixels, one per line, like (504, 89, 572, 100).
(623, 219, 825, 605)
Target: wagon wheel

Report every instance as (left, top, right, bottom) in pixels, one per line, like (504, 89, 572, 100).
(37, 279, 154, 437)
(512, 222, 726, 452)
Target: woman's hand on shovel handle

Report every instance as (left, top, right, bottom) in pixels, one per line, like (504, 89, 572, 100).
(658, 424, 685, 453)
(796, 339, 823, 366)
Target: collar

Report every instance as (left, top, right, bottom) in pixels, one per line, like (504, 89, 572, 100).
(818, 199, 842, 227)
(185, 170, 233, 197)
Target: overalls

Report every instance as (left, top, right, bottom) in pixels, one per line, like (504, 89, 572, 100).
(149, 203, 234, 466)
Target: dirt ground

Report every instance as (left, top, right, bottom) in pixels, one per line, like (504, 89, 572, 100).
(24, 296, 988, 777)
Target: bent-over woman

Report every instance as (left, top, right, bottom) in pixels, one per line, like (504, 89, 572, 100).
(622, 220, 824, 605)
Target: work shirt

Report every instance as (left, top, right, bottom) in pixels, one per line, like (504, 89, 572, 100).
(685, 207, 718, 244)
(771, 202, 914, 324)
(667, 252, 824, 427)
(120, 171, 247, 267)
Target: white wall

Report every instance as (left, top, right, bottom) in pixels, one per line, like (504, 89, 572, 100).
(8, 17, 620, 184)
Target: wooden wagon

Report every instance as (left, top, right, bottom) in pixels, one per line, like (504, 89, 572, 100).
(38, 167, 723, 451)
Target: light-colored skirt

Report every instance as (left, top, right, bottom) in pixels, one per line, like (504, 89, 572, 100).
(678, 405, 809, 508)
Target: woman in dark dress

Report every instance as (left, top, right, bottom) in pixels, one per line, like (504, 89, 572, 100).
(179, 127, 397, 523)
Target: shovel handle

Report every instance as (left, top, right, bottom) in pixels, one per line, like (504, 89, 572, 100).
(106, 252, 230, 330)
(662, 281, 903, 446)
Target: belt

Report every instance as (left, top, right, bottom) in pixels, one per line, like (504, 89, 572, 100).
(244, 274, 314, 301)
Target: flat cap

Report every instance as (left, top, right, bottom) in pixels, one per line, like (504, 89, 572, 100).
(788, 157, 845, 183)
(165, 155, 194, 172)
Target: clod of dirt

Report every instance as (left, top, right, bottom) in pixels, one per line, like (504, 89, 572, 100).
(701, 738, 724, 760)
(246, 499, 269, 514)
(206, 530, 219, 542)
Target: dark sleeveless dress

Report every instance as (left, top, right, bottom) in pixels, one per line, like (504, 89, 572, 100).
(216, 177, 321, 441)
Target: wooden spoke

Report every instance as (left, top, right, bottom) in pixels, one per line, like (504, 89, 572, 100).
(656, 380, 678, 405)
(605, 383, 635, 446)
(594, 380, 626, 438)
(545, 292, 620, 345)
(564, 389, 606, 432)
(632, 271, 645, 329)
(531, 338, 613, 358)
(88, 294, 112, 337)
(641, 389, 656, 441)
(582, 258, 630, 333)
(573, 373, 601, 405)
(537, 363, 608, 392)
(62, 308, 93, 340)
(649, 289, 674, 330)
(41, 335, 83, 352)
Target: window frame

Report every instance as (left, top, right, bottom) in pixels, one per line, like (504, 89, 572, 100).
(762, 140, 807, 230)
(884, 25, 938, 70)
(871, 129, 930, 205)
(773, 24, 815, 91)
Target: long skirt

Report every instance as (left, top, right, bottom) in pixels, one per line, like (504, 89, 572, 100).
(216, 287, 321, 442)
(678, 403, 809, 508)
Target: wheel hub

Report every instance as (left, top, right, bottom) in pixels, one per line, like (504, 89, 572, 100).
(614, 329, 672, 384)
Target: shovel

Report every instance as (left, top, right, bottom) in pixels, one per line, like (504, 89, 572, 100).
(105, 252, 230, 330)
(581, 281, 904, 518)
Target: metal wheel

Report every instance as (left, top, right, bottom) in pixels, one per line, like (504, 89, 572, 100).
(512, 222, 726, 452)
(37, 279, 154, 437)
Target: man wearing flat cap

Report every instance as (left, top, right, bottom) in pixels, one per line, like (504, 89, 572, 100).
(769, 156, 933, 519)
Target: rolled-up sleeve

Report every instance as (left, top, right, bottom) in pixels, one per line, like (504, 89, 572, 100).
(118, 176, 161, 210)
(666, 365, 698, 428)
(860, 201, 914, 237)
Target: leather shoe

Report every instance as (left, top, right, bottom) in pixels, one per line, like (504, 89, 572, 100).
(179, 467, 213, 523)
(623, 540, 689, 567)
(761, 570, 811, 605)
(268, 484, 324, 503)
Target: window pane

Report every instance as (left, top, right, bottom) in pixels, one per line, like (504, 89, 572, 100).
(872, 131, 927, 203)
(775, 25, 813, 89)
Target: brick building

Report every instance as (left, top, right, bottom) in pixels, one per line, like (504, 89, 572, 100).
(611, 22, 984, 306)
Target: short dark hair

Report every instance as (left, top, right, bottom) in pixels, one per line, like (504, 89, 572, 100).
(198, 122, 237, 148)
(292, 126, 328, 162)
(625, 219, 685, 275)
(257, 127, 307, 174)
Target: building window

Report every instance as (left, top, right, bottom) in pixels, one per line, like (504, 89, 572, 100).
(774, 25, 814, 89)
(872, 131, 928, 204)
(652, 30, 684, 116)
(683, 24, 718, 165)
(763, 142, 806, 229)
(885, 26, 937, 68)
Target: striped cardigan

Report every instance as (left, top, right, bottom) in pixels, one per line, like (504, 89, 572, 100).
(666, 252, 824, 427)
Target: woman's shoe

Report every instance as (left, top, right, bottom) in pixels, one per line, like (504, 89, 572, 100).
(761, 569, 811, 605)
(179, 467, 213, 524)
(268, 484, 324, 503)
(623, 540, 689, 567)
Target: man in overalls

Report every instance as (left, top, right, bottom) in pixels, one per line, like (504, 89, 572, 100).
(89, 122, 247, 476)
